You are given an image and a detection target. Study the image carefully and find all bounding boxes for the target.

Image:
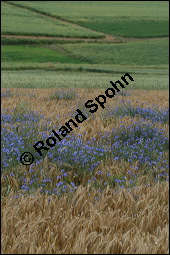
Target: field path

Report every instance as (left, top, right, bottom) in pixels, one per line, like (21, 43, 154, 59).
(2, 34, 168, 43)
(2, 1, 169, 43)
(1, 34, 119, 42)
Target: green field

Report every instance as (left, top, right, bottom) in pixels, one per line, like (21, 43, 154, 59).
(79, 19, 169, 38)
(1, 1, 169, 89)
(6, 1, 169, 38)
(7, 1, 168, 19)
(2, 70, 168, 90)
(2, 45, 83, 64)
(1, 2, 103, 38)
(2, 38, 169, 69)
(60, 39, 169, 66)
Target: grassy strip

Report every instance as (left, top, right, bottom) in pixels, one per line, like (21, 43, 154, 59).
(1, 31, 104, 39)
(1, 65, 168, 76)
(1, 62, 168, 74)
(1, 37, 92, 45)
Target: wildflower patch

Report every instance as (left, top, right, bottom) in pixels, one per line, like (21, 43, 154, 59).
(20, 73, 134, 165)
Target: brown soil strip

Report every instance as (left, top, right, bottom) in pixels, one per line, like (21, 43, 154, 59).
(1, 34, 118, 42)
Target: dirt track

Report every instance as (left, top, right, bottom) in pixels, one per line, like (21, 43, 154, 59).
(2, 34, 168, 43)
(1, 34, 118, 42)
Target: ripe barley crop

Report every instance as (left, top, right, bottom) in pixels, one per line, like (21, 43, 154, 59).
(1, 88, 169, 254)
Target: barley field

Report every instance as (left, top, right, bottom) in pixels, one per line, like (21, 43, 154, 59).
(1, 1, 169, 254)
(1, 88, 169, 254)
(2, 183, 169, 254)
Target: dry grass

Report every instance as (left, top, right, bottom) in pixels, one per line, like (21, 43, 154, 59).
(1, 183, 169, 254)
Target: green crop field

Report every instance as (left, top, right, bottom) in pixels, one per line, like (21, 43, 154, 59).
(2, 39, 169, 71)
(6, 1, 169, 38)
(59, 39, 169, 67)
(79, 19, 169, 38)
(2, 45, 83, 64)
(2, 70, 168, 90)
(1, 2, 103, 38)
(7, 1, 168, 19)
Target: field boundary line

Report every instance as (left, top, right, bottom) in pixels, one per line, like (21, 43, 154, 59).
(1, 34, 169, 43)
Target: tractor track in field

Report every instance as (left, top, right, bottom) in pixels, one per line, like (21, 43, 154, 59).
(1, 34, 168, 43)
(2, 1, 169, 43)
(1, 34, 119, 42)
